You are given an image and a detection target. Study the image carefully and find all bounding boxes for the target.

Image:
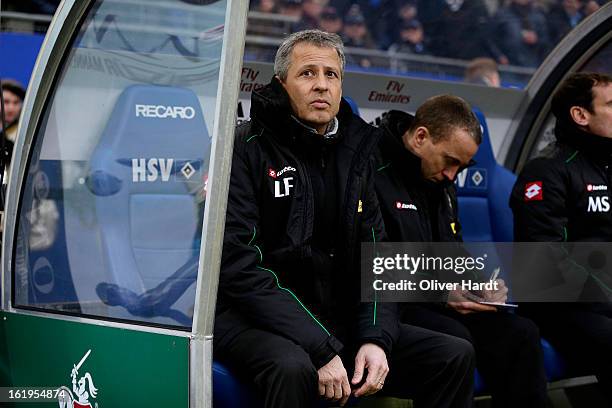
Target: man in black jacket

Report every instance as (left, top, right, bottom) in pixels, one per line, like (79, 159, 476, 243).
(511, 72, 612, 403)
(215, 30, 475, 408)
(375, 96, 547, 407)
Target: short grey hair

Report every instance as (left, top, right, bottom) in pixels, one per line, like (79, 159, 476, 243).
(274, 30, 345, 81)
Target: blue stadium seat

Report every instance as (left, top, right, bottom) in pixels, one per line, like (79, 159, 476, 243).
(89, 84, 210, 325)
(541, 338, 568, 382)
(213, 362, 261, 407)
(455, 109, 515, 243)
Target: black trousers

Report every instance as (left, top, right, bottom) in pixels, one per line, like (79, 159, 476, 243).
(521, 304, 612, 403)
(402, 305, 547, 408)
(214, 323, 475, 408)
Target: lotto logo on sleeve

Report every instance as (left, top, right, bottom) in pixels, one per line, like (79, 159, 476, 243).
(524, 181, 543, 201)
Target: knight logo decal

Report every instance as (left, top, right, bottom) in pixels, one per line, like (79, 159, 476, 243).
(524, 181, 543, 201)
(58, 349, 99, 408)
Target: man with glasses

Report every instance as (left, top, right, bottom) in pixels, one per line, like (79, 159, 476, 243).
(375, 97, 547, 407)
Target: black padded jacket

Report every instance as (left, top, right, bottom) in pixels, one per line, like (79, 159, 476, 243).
(374, 110, 462, 244)
(510, 121, 612, 305)
(214, 78, 399, 369)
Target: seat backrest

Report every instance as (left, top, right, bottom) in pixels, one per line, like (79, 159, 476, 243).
(455, 109, 516, 242)
(88, 85, 210, 303)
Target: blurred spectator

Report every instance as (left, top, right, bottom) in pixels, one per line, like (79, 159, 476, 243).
(390, 0, 419, 46)
(416, 0, 445, 40)
(297, 0, 328, 30)
(318, 6, 343, 34)
(426, 0, 493, 61)
(363, 0, 403, 49)
(464, 57, 501, 86)
(248, 0, 285, 38)
(342, 6, 377, 48)
(279, 0, 304, 17)
(1, 80, 25, 170)
(388, 19, 429, 55)
(398, 0, 418, 21)
(583, 0, 604, 15)
(489, 0, 551, 67)
(389, 18, 430, 73)
(548, 0, 585, 44)
(342, 5, 378, 67)
(330, 0, 400, 48)
(254, 0, 279, 13)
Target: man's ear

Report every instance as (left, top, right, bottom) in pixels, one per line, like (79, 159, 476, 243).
(276, 74, 289, 91)
(570, 106, 590, 127)
(413, 126, 430, 147)
(404, 126, 428, 153)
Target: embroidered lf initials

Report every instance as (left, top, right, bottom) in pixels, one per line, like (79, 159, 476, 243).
(274, 177, 294, 197)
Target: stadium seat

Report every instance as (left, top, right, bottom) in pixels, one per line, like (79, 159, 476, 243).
(455, 109, 516, 243)
(213, 361, 262, 407)
(89, 84, 210, 326)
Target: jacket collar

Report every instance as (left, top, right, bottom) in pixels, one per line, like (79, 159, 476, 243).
(380, 110, 422, 176)
(555, 120, 612, 161)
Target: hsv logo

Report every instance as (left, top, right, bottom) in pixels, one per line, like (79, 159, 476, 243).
(135, 104, 195, 119)
(587, 184, 608, 191)
(131, 158, 200, 182)
(455, 168, 487, 189)
(180, 162, 196, 180)
(395, 201, 417, 211)
(524, 182, 543, 201)
(58, 349, 98, 408)
(587, 196, 610, 213)
(132, 158, 173, 182)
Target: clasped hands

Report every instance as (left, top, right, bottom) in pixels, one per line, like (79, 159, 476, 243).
(317, 343, 388, 406)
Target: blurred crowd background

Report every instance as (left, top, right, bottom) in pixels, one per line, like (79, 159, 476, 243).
(1, 0, 610, 85)
(245, 0, 609, 68)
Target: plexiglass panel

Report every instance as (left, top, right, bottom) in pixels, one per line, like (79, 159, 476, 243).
(14, 0, 228, 328)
